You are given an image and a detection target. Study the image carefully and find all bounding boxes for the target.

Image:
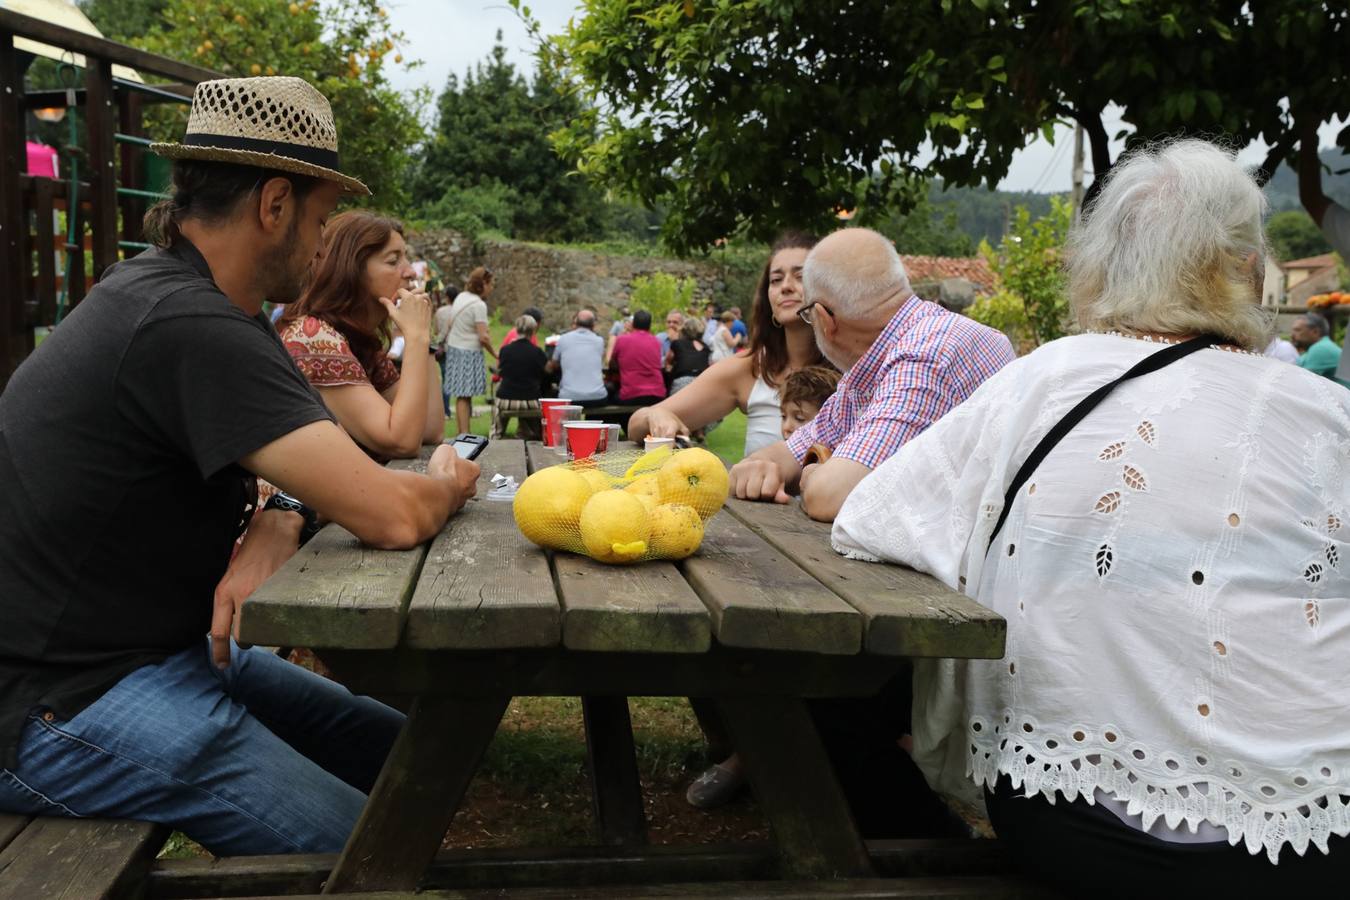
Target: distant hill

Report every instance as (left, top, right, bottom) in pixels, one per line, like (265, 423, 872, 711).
(927, 183, 1054, 247)
(1261, 147, 1350, 212)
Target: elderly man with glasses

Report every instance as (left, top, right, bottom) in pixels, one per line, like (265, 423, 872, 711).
(729, 228, 1015, 522)
(658, 309, 684, 357)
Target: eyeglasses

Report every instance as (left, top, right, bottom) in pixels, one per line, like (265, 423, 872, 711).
(797, 300, 831, 326)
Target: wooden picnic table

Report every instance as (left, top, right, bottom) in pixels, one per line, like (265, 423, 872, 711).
(238, 440, 1006, 895)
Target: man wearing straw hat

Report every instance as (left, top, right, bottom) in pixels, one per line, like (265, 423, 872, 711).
(0, 77, 479, 855)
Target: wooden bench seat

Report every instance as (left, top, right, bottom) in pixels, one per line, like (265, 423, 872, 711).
(0, 812, 167, 899)
(145, 839, 1057, 898)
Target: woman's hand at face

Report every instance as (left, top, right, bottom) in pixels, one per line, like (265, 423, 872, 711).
(379, 288, 432, 345)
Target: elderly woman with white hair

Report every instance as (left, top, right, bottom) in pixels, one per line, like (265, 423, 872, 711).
(833, 139, 1350, 892)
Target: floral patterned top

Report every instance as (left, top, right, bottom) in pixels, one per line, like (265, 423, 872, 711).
(279, 315, 400, 394)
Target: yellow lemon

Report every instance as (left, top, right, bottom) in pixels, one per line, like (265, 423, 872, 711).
(623, 447, 674, 479)
(577, 467, 614, 495)
(648, 504, 704, 559)
(657, 447, 729, 520)
(513, 466, 591, 552)
(579, 490, 651, 564)
(623, 474, 661, 512)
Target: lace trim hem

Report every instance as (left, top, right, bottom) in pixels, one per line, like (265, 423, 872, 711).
(968, 740, 1350, 863)
(830, 538, 881, 563)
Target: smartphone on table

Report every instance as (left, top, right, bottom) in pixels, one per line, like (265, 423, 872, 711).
(446, 433, 489, 461)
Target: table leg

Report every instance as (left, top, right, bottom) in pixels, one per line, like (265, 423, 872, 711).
(714, 696, 874, 879)
(582, 696, 648, 846)
(322, 694, 510, 894)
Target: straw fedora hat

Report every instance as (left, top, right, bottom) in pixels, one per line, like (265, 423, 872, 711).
(150, 76, 369, 196)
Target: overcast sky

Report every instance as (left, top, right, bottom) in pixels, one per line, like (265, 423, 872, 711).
(385, 0, 1345, 195)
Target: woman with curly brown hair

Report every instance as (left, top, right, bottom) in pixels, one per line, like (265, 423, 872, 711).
(277, 211, 444, 460)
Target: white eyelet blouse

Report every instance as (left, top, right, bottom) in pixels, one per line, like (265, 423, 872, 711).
(832, 333, 1350, 864)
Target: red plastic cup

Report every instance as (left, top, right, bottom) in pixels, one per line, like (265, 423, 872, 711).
(538, 399, 573, 447)
(563, 421, 610, 460)
(543, 402, 581, 449)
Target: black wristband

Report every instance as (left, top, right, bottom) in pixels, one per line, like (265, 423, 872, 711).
(262, 491, 321, 543)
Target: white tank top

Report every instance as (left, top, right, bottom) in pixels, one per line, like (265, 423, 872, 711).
(743, 375, 781, 455)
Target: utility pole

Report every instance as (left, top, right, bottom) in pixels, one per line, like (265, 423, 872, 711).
(1070, 123, 1085, 216)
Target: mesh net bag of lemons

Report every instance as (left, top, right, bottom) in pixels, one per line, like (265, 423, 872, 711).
(513, 446, 728, 564)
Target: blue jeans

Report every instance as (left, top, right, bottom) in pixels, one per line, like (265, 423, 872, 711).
(0, 640, 403, 855)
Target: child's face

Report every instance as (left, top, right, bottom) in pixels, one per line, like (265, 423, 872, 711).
(781, 400, 820, 439)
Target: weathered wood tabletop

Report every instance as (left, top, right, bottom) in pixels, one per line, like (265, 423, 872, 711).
(239, 440, 1005, 895)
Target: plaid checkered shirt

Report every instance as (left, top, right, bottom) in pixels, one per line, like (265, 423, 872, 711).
(785, 296, 1016, 468)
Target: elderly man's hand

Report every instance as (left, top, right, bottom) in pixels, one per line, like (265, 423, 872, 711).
(729, 457, 792, 504)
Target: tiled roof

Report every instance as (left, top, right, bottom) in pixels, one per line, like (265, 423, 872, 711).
(1280, 253, 1338, 270)
(901, 255, 997, 292)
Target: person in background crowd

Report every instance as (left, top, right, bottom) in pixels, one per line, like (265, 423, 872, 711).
(0, 75, 479, 858)
(494, 314, 548, 440)
(603, 312, 634, 369)
(629, 232, 834, 457)
(665, 317, 712, 395)
(548, 309, 608, 409)
(277, 211, 444, 460)
(659, 309, 684, 357)
(729, 306, 748, 344)
(492, 306, 544, 386)
(709, 310, 743, 362)
(433, 283, 461, 348)
(500, 306, 544, 352)
(1264, 334, 1299, 363)
(610, 309, 667, 428)
(443, 267, 499, 435)
(432, 288, 458, 415)
(685, 361, 842, 810)
(1290, 312, 1348, 387)
(702, 302, 720, 344)
(834, 137, 1350, 894)
(729, 228, 1015, 523)
(609, 305, 631, 340)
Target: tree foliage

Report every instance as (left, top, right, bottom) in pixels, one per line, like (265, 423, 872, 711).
(971, 196, 1074, 347)
(529, 0, 1349, 254)
(1265, 210, 1333, 262)
(414, 33, 608, 242)
(82, 0, 423, 208)
(627, 272, 697, 317)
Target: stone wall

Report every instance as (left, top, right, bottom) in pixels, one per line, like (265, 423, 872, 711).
(410, 229, 751, 334)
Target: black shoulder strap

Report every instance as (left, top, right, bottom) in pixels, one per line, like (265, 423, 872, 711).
(986, 335, 1222, 554)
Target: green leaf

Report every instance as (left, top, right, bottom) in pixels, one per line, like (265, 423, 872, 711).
(1177, 91, 1196, 122)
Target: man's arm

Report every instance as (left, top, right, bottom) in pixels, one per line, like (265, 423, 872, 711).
(241, 420, 477, 549)
(799, 457, 873, 522)
(728, 439, 802, 504)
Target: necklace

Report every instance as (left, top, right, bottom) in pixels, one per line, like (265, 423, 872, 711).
(1087, 330, 1261, 358)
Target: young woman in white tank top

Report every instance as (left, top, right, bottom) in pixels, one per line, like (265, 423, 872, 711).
(628, 233, 835, 459)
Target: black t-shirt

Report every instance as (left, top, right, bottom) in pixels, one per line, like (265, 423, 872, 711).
(496, 338, 548, 401)
(0, 241, 332, 767)
(669, 337, 711, 379)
